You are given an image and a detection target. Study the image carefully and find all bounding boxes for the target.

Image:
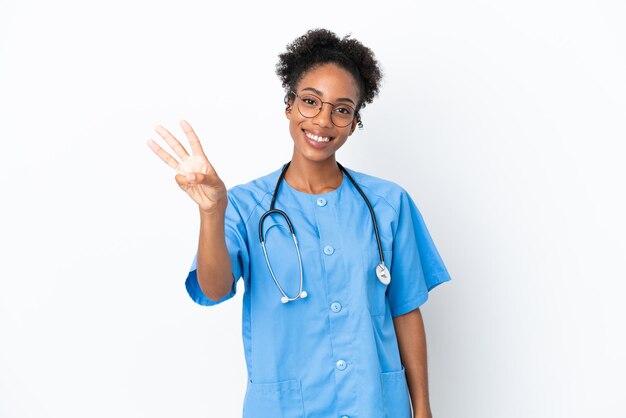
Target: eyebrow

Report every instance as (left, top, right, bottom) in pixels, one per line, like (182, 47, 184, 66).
(301, 87, 356, 105)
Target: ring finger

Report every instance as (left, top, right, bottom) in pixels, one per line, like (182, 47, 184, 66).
(147, 138, 181, 171)
(154, 125, 190, 161)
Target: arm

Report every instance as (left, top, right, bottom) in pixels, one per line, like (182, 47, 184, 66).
(196, 205, 235, 301)
(393, 308, 432, 418)
(147, 120, 234, 302)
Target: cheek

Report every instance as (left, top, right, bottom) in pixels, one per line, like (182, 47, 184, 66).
(335, 137, 349, 148)
(288, 120, 303, 141)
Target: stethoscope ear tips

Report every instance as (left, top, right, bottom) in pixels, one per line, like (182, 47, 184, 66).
(280, 291, 307, 304)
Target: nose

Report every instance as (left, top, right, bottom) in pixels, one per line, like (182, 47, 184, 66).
(311, 103, 334, 128)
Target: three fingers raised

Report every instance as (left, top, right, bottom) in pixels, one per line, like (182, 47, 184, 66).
(147, 120, 215, 173)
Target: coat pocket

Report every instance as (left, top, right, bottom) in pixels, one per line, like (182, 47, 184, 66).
(380, 367, 412, 418)
(243, 379, 304, 418)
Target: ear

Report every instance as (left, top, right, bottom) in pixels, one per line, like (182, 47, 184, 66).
(285, 103, 293, 120)
(284, 93, 294, 120)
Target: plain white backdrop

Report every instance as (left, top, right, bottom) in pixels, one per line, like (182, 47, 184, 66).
(1, 0, 625, 417)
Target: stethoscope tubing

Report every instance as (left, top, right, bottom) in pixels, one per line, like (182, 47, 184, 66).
(258, 161, 389, 303)
(336, 162, 386, 267)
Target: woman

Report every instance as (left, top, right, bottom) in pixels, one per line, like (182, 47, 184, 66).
(148, 28, 451, 418)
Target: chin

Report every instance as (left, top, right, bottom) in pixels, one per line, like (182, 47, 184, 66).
(293, 145, 336, 163)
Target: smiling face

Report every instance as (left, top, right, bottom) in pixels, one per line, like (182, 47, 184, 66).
(286, 63, 360, 164)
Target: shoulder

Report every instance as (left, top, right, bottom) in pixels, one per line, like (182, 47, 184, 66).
(225, 166, 283, 219)
(343, 166, 411, 214)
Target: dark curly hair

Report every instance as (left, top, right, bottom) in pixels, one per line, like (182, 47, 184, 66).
(276, 28, 383, 127)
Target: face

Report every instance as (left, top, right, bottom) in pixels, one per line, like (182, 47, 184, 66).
(285, 63, 360, 164)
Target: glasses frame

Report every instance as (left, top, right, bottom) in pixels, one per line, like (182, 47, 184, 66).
(287, 90, 359, 128)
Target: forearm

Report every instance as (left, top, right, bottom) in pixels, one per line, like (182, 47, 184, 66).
(196, 204, 234, 301)
(393, 308, 432, 418)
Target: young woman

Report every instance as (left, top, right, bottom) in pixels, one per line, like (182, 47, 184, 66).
(148, 28, 451, 418)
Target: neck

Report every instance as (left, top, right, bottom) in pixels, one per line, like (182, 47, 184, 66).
(283, 153, 343, 194)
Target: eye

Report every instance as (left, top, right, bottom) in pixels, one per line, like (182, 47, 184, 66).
(301, 95, 320, 107)
(334, 106, 354, 115)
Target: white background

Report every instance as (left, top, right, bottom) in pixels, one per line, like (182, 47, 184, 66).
(1, 0, 625, 417)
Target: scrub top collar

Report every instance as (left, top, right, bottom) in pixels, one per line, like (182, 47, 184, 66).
(275, 164, 349, 201)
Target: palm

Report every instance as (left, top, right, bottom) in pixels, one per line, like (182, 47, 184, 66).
(177, 154, 210, 176)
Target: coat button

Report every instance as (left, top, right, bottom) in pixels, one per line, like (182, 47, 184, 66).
(323, 245, 335, 255)
(336, 359, 347, 370)
(330, 302, 342, 313)
(316, 197, 327, 207)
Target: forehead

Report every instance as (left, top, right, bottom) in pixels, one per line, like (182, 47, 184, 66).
(295, 63, 360, 102)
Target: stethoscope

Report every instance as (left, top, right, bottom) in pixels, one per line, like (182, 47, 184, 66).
(258, 161, 391, 304)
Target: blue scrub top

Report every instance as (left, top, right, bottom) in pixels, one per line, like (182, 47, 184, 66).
(185, 165, 451, 418)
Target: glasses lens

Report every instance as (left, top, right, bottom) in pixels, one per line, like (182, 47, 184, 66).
(330, 105, 355, 128)
(297, 94, 322, 118)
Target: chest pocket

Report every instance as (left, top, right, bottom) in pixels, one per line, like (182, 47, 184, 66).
(364, 249, 392, 316)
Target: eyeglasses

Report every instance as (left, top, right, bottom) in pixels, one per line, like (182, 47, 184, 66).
(288, 90, 357, 128)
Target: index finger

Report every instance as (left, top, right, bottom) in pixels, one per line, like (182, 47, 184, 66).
(180, 120, 206, 157)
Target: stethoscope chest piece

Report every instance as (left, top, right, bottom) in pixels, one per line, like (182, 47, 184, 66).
(376, 263, 391, 285)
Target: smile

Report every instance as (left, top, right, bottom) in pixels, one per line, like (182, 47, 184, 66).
(304, 130, 333, 143)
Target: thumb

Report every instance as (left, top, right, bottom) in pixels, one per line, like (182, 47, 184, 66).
(186, 172, 211, 185)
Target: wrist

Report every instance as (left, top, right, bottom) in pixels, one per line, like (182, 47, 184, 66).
(413, 408, 433, 418)
(199, 202, 227, 220)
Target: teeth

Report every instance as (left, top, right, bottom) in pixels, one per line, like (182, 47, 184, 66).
(306, 131, 330, 143)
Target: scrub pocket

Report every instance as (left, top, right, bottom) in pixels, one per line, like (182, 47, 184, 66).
(380, 367, 412, 418)
(366, 250, 392, 316)
(243, 379, 304, 418)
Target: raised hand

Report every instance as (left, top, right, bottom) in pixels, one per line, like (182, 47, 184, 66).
(147, 120, 227, 214)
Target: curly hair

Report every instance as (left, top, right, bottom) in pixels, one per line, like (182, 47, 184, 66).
(276, 28, 383, 117)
